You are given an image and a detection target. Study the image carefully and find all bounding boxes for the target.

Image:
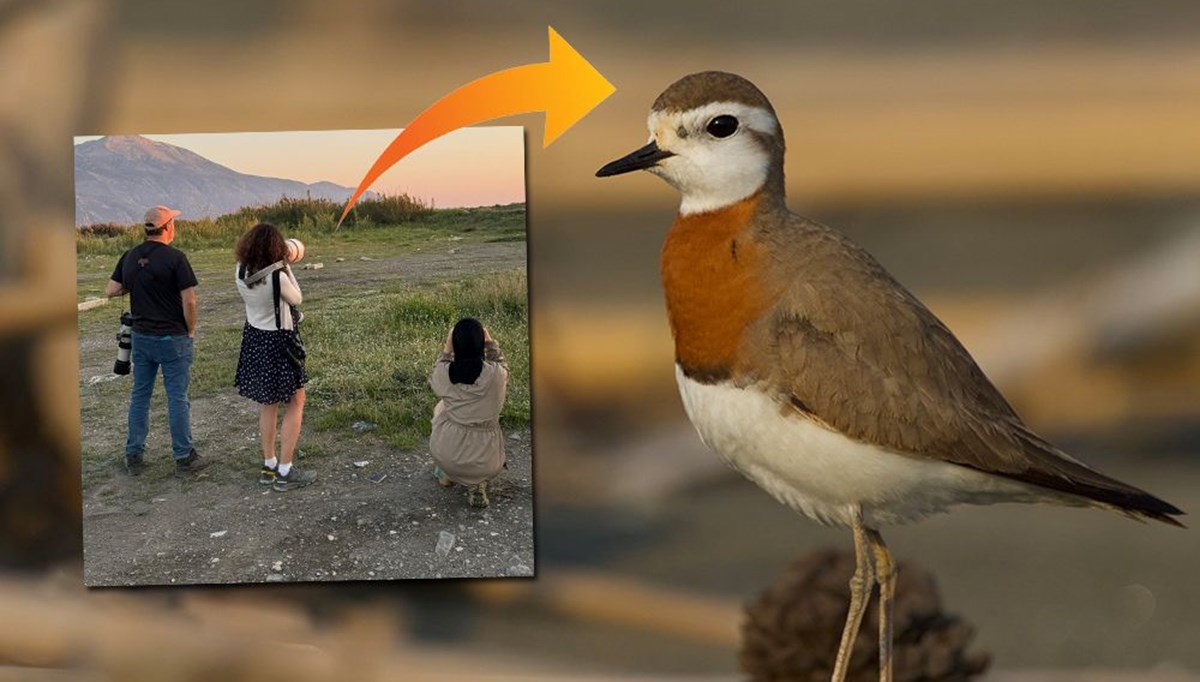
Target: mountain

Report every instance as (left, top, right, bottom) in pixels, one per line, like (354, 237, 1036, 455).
(74, 135, 376, 226)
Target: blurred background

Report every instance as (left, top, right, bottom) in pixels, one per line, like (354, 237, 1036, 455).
(2, 0, 1199, 679)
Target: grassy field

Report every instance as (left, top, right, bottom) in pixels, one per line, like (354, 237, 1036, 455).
(76, 198, 523, 260)
(77, 203, 529, 460)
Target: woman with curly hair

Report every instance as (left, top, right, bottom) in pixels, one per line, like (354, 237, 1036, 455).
(429, 317, 509, 508)
(233, 222, 316, 491)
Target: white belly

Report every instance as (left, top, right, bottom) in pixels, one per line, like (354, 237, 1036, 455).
(675, 366, 1049, 527)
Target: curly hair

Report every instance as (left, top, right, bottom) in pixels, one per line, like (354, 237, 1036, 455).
(234, 222, 287, 277)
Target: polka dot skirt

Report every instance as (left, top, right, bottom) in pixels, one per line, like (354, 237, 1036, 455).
(234, 322, 307, 405)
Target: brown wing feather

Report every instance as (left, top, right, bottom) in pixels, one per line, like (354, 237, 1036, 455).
(738, 214, 1183, 526)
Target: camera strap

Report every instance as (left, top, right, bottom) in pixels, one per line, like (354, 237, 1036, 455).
(241, 260, 285, 288)
(272, 269, 283, 330)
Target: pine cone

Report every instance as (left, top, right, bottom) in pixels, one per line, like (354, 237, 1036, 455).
(741, 549, 991, 682)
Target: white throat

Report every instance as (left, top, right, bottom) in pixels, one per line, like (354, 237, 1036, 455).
(646, 102, 776, 215)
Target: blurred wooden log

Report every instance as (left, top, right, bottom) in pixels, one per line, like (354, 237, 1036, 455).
(468, 570, 742, 648)
(2, 570, 1199, 681)
(0, 0, 105, 568)
(76, 298, 107, 313)
(1092, 225, 1200, 356)
(989, 673, 1200, 682)
(0, 668, 100, 682)
(534, 303, 675, 408)
(0, 571, 731, 682)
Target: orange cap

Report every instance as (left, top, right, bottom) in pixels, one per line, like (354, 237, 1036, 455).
(143, 205, 181, 229)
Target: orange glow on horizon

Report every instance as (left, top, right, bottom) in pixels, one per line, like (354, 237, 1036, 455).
(75, 127, 525, 209)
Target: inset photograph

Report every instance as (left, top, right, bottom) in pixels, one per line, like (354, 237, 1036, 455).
(75, 128, 532, 586)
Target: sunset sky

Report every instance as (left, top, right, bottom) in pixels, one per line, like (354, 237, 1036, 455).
(75, 127, 526, 209)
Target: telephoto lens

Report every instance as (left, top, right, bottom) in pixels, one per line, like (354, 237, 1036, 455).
(113, 311, 133, 375)
(285, 238, 305, 263)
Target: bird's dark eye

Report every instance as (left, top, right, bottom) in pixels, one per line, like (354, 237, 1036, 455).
(706, 115, 739, 138)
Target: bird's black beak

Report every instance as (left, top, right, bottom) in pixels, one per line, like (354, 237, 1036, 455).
(595, 141, 674, 177)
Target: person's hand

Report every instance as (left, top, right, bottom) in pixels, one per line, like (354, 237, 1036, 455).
(483, 326, 494, 343)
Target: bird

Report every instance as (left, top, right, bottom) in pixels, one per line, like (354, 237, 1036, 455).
(595, 71, 1184, 682)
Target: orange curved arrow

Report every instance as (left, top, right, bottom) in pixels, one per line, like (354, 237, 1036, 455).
(338, 26, 614, 225)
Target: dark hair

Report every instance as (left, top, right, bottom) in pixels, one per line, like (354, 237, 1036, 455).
(144, 226, 165, 237)
(235, 222, 287, 277)
(448, 317, 485, 385)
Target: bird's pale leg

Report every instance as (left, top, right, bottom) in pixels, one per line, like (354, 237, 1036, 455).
(831, 509, 875, 682)
(867, 529, 897, 682)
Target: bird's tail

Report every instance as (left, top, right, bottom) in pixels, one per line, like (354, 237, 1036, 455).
(1009, 426, 1186, 528)
(1112, 498, 1186, 528)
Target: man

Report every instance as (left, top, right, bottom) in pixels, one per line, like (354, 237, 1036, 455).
(105, 205, 207, 475)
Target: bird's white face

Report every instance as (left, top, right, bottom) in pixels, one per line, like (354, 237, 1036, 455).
(647, 102, 778, 215)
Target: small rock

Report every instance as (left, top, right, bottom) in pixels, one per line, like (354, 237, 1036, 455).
(86, 374, 122, 386)
(272, 561, 283, 572)
(327, 534, 336, 541)
(508, 432, 521, 440)
(435, 531, 456, 557)
(151, 497, 167, 503)
(335, 257, 345, 262)
(389, 530, 397, 535)
(448, 249, 458, 254)
(210, 530, 227, 538)
(351, 421, 376, 434)
(302, 262, 324, 270)
(353, 460, 369, 468)
(210, 557, 220, 564)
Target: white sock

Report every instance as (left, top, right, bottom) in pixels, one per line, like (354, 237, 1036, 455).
(264, 457, 278, 470)
(278, 462, 292, 477)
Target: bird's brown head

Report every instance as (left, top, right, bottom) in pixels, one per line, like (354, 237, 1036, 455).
(596, 71, 786, 215)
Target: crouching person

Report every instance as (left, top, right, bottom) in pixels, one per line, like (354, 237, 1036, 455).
(429, 317, 509, 508)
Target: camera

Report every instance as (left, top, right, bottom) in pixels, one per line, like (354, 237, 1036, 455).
(286, 238, 305, 263)
(114, 311, 133, 375)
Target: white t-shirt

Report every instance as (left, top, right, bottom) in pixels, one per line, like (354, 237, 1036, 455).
(235, 263, 302, 330)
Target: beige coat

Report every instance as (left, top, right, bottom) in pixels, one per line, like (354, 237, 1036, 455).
(428, 341, 508, 485)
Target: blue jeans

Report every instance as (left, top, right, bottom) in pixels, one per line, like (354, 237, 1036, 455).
(125, 332, 194, 460)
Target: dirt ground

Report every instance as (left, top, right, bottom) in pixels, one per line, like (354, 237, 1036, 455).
(81, 425, 533, 586)
(78, 238, 534, 586)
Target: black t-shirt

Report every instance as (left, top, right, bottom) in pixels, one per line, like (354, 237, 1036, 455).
(111, 241, 198, 335)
